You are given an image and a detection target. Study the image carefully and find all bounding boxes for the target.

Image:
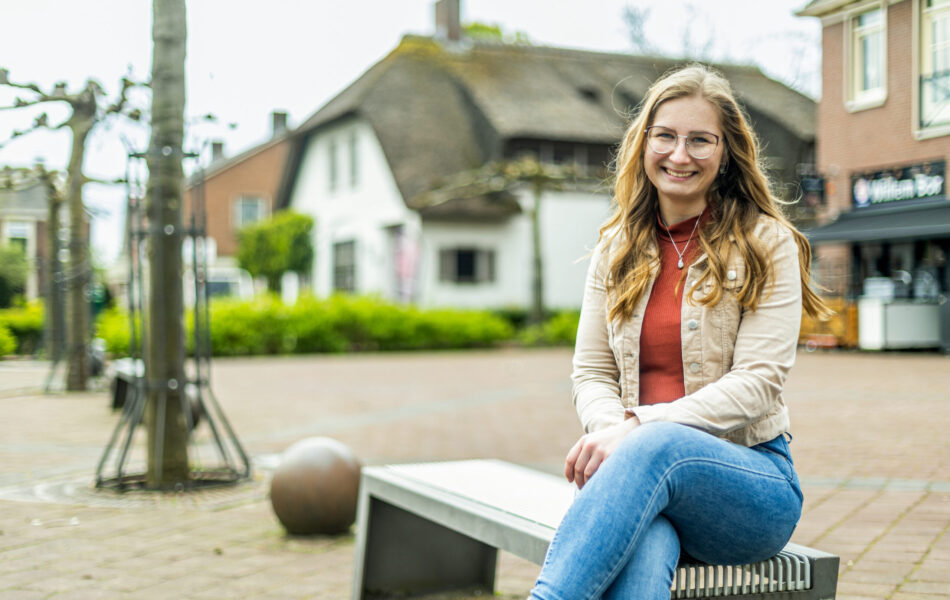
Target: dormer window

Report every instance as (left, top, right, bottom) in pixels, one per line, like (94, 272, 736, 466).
(577, 86, 600, 102)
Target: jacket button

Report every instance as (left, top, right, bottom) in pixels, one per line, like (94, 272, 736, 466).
(687, 319, 699, 330)
(689, 362, 700, 373)
(727, 270, 737, 281)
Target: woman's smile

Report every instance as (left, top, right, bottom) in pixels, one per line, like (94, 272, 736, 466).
(661, 166, 698, 180)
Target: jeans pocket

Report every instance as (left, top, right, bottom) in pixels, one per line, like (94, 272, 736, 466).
(754, 436, 803, 506)
(754, 437, 796, 481)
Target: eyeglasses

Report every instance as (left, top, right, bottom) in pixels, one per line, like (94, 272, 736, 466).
(645, 126, 720, 160)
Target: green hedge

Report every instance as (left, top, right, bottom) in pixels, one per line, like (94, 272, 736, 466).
(4, 297, 580, 360)
(0, 325, 15, 356)
(0, 302, 44, 354)
(518, 311, 580, 346)
(98, 294, 517, 358)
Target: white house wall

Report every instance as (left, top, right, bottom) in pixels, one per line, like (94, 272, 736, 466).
(288, 117, 419, 298)
(537, 189, 612, 310)
(419, 188, 611, 311)
(419, 218, 530, 309)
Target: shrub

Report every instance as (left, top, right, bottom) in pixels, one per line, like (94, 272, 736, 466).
(0, 325, 15, 357)
(0, 245, 28, 308)
(0, 301, 44, 354)
(519, 311, 580, 346)
(96, 307, 138, 356)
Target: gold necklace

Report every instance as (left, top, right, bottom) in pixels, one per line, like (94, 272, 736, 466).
(660, 214, 701, 269)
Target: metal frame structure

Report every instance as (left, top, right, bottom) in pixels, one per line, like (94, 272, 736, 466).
(95, 149, 250, 491)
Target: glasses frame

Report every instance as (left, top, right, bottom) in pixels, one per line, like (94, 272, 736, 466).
(644, 126, 721, 160)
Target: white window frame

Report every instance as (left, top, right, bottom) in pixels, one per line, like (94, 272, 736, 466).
(915, 0, 950, 138)
(232, 195, 267, 230)
(844, 2, 888, 112)
(2, 220, 32, 257)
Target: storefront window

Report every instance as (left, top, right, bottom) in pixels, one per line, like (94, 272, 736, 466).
(921, 0, 950, 128)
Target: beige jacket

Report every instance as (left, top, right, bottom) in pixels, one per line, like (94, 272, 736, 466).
(572, 215, 802, 447)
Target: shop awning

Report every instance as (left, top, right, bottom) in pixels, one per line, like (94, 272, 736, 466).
(805, 200, 950, 244)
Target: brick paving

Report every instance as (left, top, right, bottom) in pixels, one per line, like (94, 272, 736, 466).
(1, 349, 948, 599)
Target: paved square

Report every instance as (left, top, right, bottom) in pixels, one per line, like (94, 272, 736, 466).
(1, 349, 948, 599)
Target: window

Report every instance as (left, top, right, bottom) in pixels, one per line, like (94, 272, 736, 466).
(328, 139, 338, 192)
(921, 0, 950, 128)
(439, 247, 495, 284)
(333, 240, 356, 292)
(348, 131, 359, 188)
(233, 196, 266, 229)
(4, 220, 30, 254)
(848, 6, 886, 109)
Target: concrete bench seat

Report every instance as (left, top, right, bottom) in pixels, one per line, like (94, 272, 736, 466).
(352, 459, 838, 599)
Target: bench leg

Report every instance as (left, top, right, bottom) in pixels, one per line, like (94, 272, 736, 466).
(353, 497, 497, 599)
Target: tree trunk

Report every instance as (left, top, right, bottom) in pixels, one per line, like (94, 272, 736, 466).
(145, 0, 188, 488)
(65, 128, 90, 390)
(45, 177, 65, 363)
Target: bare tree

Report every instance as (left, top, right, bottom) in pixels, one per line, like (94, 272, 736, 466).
(678, 3, 716, 60)
(145, 0, 188, 488)
(622, 6, 655, 55)
(0, 70, 140, 390)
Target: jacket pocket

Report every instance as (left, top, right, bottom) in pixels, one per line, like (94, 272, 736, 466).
(712, 262, 745, 332)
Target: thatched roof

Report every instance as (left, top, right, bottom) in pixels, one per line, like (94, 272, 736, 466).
(278, 36, 815, 215)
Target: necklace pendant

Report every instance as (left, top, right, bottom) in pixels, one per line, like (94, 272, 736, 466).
(677, 258, 684, 269)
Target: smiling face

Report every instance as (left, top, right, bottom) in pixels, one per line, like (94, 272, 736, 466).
(644, 94, 726, 224)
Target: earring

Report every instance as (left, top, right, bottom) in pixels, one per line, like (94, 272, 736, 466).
(719, 162, 728, 175)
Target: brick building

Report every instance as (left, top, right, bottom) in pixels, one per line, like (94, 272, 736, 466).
(799, 0, 950, 350)
(183, 111, 291, 262)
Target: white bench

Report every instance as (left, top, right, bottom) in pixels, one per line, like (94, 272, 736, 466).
(352, 459, 839, 599)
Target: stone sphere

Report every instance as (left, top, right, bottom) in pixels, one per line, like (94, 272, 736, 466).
(269, 437, 362, 535)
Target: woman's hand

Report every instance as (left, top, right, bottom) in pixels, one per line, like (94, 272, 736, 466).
(565, 415, 640, 489)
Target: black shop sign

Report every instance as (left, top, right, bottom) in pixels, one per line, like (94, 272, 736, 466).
(851, 160, 945, 209)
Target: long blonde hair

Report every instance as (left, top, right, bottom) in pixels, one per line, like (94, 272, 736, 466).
(601, 63, 830, 322)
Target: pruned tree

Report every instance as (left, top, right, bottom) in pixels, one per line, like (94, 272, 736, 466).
(416, 155, 597, 324)
(0, 69, 142, 390)
(145, 0, 188, 488)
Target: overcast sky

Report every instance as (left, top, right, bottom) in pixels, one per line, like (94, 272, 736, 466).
(0, 0, 819, 263)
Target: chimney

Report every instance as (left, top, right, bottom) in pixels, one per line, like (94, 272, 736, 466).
(435, 0, 461, 42)
(272, 110, 288, 137)
(211, 140, 225, 162)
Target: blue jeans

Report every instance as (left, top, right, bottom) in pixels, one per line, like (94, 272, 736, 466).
(530, 422, 803, 600)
